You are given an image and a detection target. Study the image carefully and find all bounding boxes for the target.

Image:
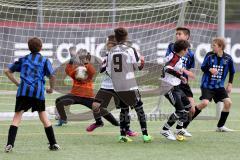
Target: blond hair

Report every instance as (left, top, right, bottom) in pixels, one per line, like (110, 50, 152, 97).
(213, 37, 226, 50)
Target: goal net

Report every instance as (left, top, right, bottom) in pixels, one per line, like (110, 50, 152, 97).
(0, 0, 219, 120)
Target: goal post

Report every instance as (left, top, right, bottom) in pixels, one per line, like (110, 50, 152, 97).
(0, 0, 220, 121)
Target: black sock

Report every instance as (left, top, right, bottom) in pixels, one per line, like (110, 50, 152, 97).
(183, 106, 202, 128)
(103, 113, 119, 126)
(176, 121, 183, 129)
(163, 113, 178, 130)
(95, 117, 104, 125)
(7, 125, 18, 147)
(217, 112, 229, 127)
(44, 126, 57, 145)
(135, 105, 148, 136)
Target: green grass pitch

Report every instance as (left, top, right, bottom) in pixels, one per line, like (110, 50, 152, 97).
(0, 93, 240, 160)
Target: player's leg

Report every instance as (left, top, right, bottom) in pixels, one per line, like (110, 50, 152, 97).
(87, 89, 119, 132)
(178, 83, 194, 136)
(161, 88, 184, 140)
(175, 92, 192, 137)
(215, 88, 233, 132)
(132, 91, 152, 142)
(118, 102, 132, 142)
(39, 111, 60, 151)
(183, 88, 213, 129)
(55, 94, 76, 126)
(5, 111, 24, 152)
(117, 99, 138, 137)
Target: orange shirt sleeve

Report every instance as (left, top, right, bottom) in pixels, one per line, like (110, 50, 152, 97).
(85, 64, 96, 80)
(65, 64, 77, 79)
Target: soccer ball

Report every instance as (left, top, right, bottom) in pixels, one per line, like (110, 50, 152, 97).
(75, 66, 87, 80)
(176, 135, 186, 141)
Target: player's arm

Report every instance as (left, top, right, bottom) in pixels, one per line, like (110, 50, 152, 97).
(4, 59, 22, 86)
(164, 66, 182, 79)
(131, 47, 144, 70)
(86, 64, 96, 80)
(4, 69, 19, 87)
(201, 53, 216, 75)
(44, 59, 56, 94)
(226, 57, 235, 93)
(65, 63, 77, 79)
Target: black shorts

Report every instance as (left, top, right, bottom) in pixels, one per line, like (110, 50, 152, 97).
(200, 88, 229, 103)
(94, 88, 134, 109)
(55, 94, 94, 108)
(15, 96, 45, 112)
(179, 83, 193, 98)
(165, 86, 191, 111)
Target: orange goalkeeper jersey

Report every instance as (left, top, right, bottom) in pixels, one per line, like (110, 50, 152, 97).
(65, 63, 96, 98)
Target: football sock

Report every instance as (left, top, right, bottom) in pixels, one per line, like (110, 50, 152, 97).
(45, 126, 57, 145)
(217, 111, 229, 127)
(7, 125, 18, 147)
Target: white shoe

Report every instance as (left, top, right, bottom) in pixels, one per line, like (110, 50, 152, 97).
(216, 126, 234, 132)
(4, 144, 13, 153)
(161, 130, 176, 140)
(176, 128, 192, 137)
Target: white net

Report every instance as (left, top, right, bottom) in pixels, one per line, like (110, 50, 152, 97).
(0, 0, 219, 120)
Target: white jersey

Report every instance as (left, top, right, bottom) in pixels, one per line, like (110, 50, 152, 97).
(99, 48, 114, 89)
(161, 53, 183, 86)
(107, 44, 141, 91)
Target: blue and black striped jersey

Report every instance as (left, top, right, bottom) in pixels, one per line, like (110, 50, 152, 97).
(8, 53, 54, 100)
(200, 52, 235, 89)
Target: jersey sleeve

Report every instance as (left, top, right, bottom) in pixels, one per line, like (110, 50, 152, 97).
(189, 49, 195, 68)
(44, 59, 54, 77)
(86, 63, 96, 80)
(201, 53, 211, 72)
(165, 43, 174, 57)
(8, 58, 23, 72)
(228, 56, 235, 83)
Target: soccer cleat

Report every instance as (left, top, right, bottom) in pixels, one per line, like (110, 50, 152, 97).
(4, 144, 13, 153)
(49, 144, 60, 151)
(216, 126, 234, 132)
(126, 130, 138, 137)
(86, 123, 104, 132)
(55, 119, 67, 126)
(118, 136, 133, 143)
(161, 130, 176, 141)
(175, 128, 192, 137)
(143, 135, 152, 143)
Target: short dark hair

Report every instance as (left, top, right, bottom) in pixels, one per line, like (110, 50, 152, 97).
(28, 37, 42, 53)
(114, 27, 128, 43)
(176, 27, 190, 37)
(173, 40, 190, 53)
(108, 34, 115, 42)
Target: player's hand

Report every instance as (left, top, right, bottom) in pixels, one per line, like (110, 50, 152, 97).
(180, 76, 187, 84)
(209, 68, 218, 75)
(138, 56, 145, 70)
(181, 68, 195, 80)
(226, 83, 232, 94)
(46, 88, 53, 94)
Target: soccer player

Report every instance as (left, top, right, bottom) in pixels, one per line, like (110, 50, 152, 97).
(165, 27, 195, 137)
(4, 37, 60, 152)
(106, 27, 152, 142)
(55, 49, 119, 128)
(160, 40, 192, 141)
(188, 37, 235, 132)
(89, 35, 138, 136)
